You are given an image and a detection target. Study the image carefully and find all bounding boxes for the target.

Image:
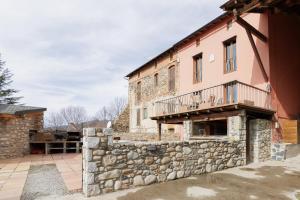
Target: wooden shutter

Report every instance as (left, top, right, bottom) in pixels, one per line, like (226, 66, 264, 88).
(136, 109, 140, 126)
(169, 66, 175, 92)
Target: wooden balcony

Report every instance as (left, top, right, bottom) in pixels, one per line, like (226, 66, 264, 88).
(151, 81, 274, 119)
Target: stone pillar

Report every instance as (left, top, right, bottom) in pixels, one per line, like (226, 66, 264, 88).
(249, 119, 272, 163)
(82, 128, 103, 197)
(183, 120, 192, 141)
(227, 113, 247, 165)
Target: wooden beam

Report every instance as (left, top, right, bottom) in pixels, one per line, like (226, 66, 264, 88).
(246, 29, 269, 81)
(235, 16, 267, 42)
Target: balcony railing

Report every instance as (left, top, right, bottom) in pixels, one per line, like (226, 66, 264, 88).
(152, 81, 272, 118)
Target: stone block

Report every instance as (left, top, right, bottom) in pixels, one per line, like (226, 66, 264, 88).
(86, 184, 101, 197)
(87, 137, 100, 149)
(84, 128, 96, 136)
(127, 151, 139, 160)
(133, 175, 145, 186)
(144, 175, 157, 185)
(103, 155, 117, 166)
(87, 162, 98, 173)
(167, 171, 176, 180)
(161, 157, 171, 164)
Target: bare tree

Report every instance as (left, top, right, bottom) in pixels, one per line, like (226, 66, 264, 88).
(107, 96, 127, 120)
(45, 112, 65, 129)
(95, 106, 109, 121)
(60, 106, 88, 127)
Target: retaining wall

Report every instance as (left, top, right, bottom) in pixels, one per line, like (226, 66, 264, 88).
(82, 128, 246, 197)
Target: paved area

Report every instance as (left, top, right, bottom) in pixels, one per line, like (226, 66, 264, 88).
(0, 154, 82, 200)
(39, 154, 300, 200)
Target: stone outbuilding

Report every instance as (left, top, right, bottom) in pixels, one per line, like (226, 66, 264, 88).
(0, 104, 46, 159)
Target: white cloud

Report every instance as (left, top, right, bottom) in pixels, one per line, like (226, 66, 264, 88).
(0, 0, 224, 115)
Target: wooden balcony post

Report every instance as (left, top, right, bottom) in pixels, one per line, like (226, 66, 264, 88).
(157, 122, 162, 141)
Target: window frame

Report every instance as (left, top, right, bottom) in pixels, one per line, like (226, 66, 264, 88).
(223, 36, 237, 74)
(193, 53, 203, 84)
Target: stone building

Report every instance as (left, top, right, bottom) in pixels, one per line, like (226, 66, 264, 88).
(125, 0, 300, 164)
(0, 104, 46, 159)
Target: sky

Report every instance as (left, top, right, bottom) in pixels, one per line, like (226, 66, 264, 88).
(0, 0, 224, 116)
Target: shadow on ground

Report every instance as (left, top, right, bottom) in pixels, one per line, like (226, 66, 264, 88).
(117, 165, 300, 200)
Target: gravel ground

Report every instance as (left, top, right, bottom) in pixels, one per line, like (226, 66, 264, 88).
(21, 164, 68, 200)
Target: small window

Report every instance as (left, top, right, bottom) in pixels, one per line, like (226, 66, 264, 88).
(154, 73, 159, 87)
(143, 107, 148, 119)
(138, 72, 140, 78)
(168, 66, 175, 92)
(154, 61, 157, 69)
(136, 81, 141, 103)
(136, 109, 141, 126)
(193, 53, 203, 83)
(224, 37, 237, 73)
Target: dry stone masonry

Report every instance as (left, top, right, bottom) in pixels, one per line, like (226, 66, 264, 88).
(249, 119, 272, 163)
(82, 125, 246, 197)
(0, 113, 44, 159)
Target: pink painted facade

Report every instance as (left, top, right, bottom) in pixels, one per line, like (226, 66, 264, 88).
(177, 13, 269, 95)
(126, 8, 300, 143)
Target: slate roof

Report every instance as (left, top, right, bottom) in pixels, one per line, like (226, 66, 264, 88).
(0, 104, 47, 115)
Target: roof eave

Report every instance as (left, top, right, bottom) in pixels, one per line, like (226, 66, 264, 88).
(15, 108, 47, 115)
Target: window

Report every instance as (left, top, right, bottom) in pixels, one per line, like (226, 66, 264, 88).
(168, 66, 175, 92)
(193, 53, 203, 83)
(143, 107, 148, 119)
(154, 73, 158, 87)
(224, 37, 237, 73)
(136, 81, 141, 103)
(154, 61, 157, 69)
(136, 109, 141, 126)
(225, 82, 237, 104)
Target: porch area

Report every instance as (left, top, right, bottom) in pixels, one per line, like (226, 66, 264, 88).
(151, 80, 273, 120)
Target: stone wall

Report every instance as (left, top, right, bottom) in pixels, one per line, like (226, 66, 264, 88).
(249, 119, 272, 163)
(271, 143, 286, 161)
(0, 112, 44, 159)
(113, 131, 180, 142)
(82, 128, 246, 197)
(128, 59, 180, 134)
(113, 105, 129, 132)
